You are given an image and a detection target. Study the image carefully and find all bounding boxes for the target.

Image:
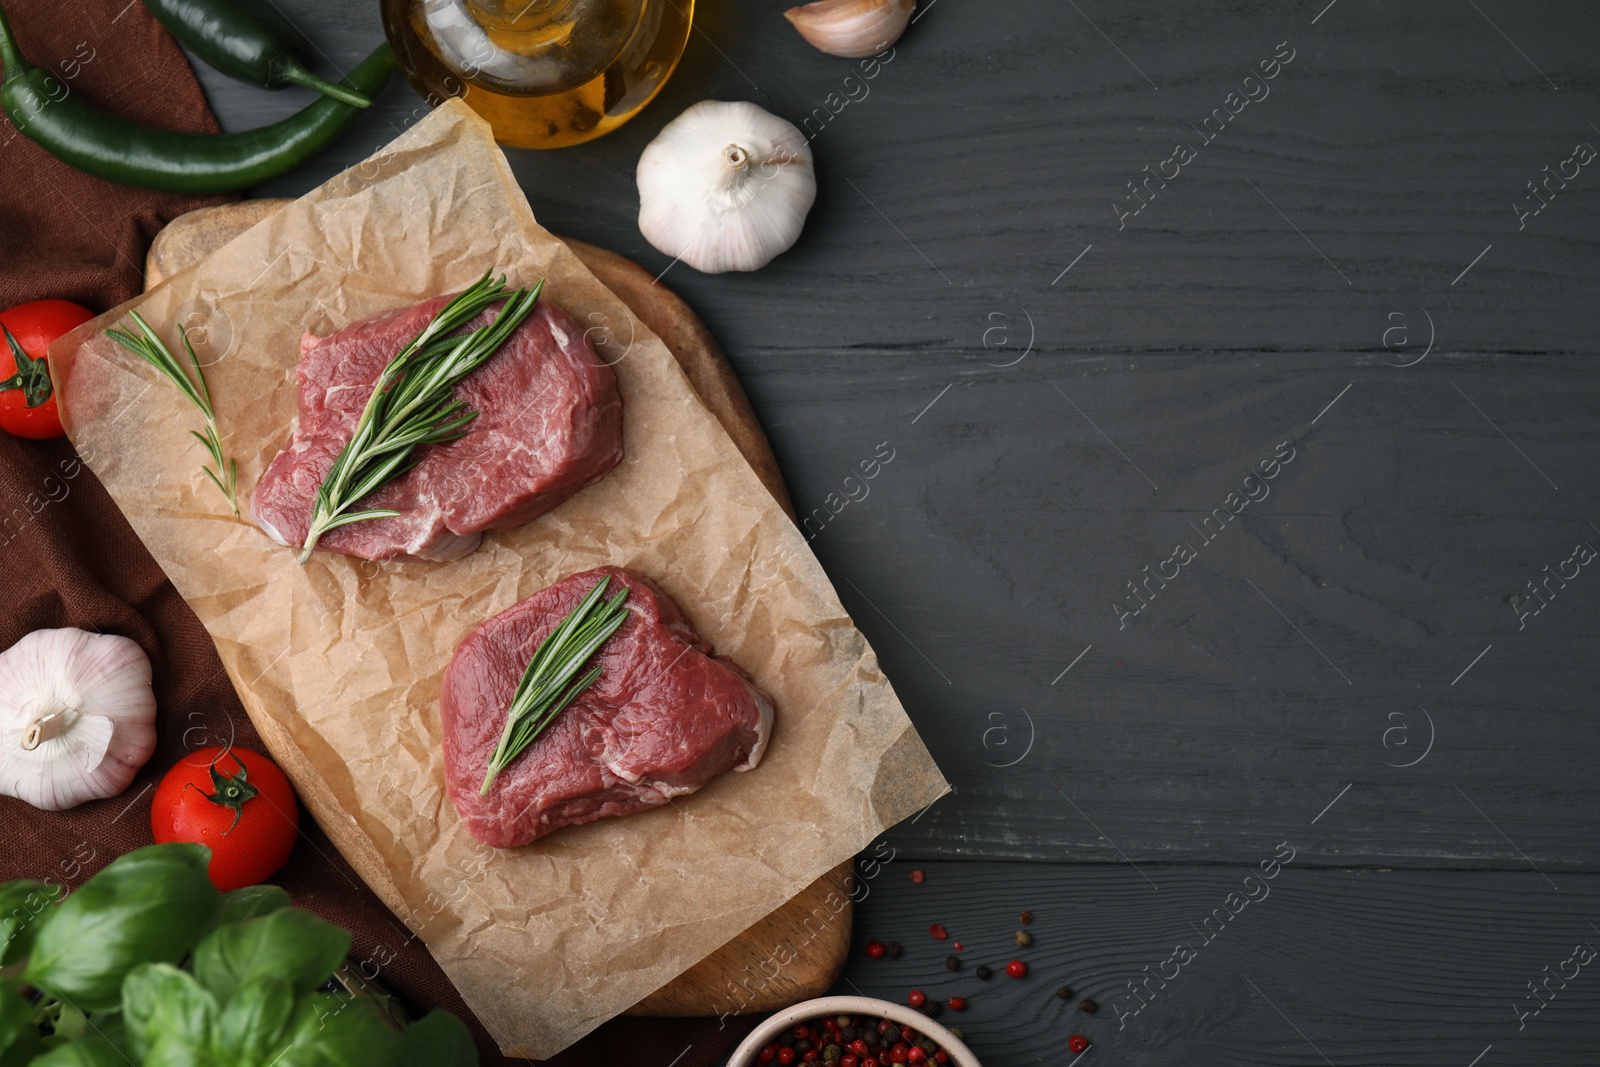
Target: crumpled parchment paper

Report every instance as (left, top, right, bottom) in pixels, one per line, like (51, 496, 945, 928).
(50, 101, 949, 1059)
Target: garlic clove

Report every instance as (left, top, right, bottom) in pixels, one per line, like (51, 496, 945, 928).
(637, 101, 818, 275)
(0, 628, 157, 812)
(785, 0, 915, 59)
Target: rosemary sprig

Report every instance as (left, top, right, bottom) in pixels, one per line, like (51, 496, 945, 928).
(298, 272, 544, 562)
(106, 312, 240, 517)
(481, 576, 631, 795)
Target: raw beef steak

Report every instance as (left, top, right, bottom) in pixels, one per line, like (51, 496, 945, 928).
(441, 566, 774, 847)
(252, 292, 623, 562)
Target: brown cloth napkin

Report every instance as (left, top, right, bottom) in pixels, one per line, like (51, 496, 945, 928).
(0, 1, 758, 1063)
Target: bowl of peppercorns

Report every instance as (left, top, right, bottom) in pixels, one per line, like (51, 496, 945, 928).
(728, 995, 981, 1067)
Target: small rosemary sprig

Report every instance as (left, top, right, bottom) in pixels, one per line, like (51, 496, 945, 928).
(298, 272, 544, 562)
(106, 312, 240, 517)
(481, 576, 631, 795)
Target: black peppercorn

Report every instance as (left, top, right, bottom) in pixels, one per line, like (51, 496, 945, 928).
(1055, 985, 1073, 1001)
(886, 942, 903, 959)
(1080, 998, 1098, 1014)
(975, 965, 992, 980)
(945, 955, 961, 971)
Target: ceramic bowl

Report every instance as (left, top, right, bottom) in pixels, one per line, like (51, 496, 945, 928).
(726, 995, 982, 1067)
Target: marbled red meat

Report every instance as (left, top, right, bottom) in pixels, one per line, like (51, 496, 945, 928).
(440, 566, 774, 847)
(251, 292, 623, 562)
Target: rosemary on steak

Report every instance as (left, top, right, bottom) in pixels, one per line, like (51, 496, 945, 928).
(297, 272, 544, 562)
(106, 312, 240, 516)
(481, 576, 631, 795)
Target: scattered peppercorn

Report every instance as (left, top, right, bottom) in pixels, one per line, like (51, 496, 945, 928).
(952, 942, 963, 952)
(886, 942, 903, 959)
(907, 989, 926, 1008)
(928, 923, 947, 940)
(1079, 998, 1098, 1014)
(1018, 910, 1033, 924)
(946, 996, 967, 1011)
(1055, 986, 1073, 1001)
(974, 965, 992, 980)
(909, 869, 925, 884)
(944, 955, 961, 971)
(1013, 930, 1032, 946)
(1005, 960, 1027, 979)
(1068, 1035, 1089, 1054)
(865, 941, 885, 959)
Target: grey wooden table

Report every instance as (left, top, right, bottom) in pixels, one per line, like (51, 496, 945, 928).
(202, 1, 1600, 1063)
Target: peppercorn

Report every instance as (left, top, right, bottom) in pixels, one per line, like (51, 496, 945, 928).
(946, 996, 967, 1011)
(909, 869, 925, 884)
(1018, 910, 1033, 924)
(1056, 985, 1073, 1001)
(928, 923, 947, 940)
(906, 990, 926, 1009)
(974, 965, 992, 980)
(886, 942, 904, 959)
(1079, 998, 1098, 1014)
(1013, 930, 1032, 946)
(944, 955, 961, 971)
(922, 1001, 943, 1019)
(1005, 960, 1027, 979)
(1068, 1035, 1089, 1054)
(865, 941, 886, 959)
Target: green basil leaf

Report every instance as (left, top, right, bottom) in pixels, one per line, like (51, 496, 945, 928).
(193, 910, 349, 1004)
(212, 977, 294, 1062)
(212, 885, 293, 931)
(268, 994, 401, 1067)
(0, 880, 61, 966)
(17, 1035, 121, 1067)
(24, 846, 220, 1010)
(122, 963, 217, 1063)
(0, 982, 31, 1056)
(398, 1009, 477, 1067)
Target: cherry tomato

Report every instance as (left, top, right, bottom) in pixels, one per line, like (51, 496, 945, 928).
(152, 745, 299, 891)
(0, 299, 94, 440)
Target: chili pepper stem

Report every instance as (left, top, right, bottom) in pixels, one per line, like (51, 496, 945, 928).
(276, 59, 372, 109)
(0, 4, 33, 84)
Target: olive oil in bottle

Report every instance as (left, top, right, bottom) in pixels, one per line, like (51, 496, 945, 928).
(381, 0, 694, 149)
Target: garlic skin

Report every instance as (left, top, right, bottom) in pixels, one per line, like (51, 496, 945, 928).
(785, 0, 914, 59)
(0, 628, 157, 812)
(637, 101, 817, 275)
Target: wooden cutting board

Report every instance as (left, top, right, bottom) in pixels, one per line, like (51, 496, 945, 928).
(145, 201, 851, 1018)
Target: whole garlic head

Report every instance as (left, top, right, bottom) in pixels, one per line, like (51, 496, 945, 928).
(637, 100, 817, 275)
(0, 628, 157, 811)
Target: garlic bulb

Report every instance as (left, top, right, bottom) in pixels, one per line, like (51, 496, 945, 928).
(637, 100, 817, 275)
(785, 0, 914, 59)
(0, 628, 157, 811)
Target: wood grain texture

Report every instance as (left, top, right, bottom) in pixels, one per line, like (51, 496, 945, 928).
(143, 203, 838, 1017)
(837, 860, 1600, 1066)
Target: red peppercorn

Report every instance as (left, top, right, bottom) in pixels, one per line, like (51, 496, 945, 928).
(863, 1059, 880, 1067)
(865, 940, 886, 959)
(888, 1048, 908, 1064)
(928, 923, 947, 940)
(908, 1049, 927, 1064)
(909, 869, 925, 883)
(907, 989, 927, 1008)
(952, 941, 963, 952)
(934, 1052, 949, 1065)
(850, 1039, 869, 1056)
(760, 1045, 777, 1062)
(878, 1019, 894, 1034)
(946, 996, 967, 1011)
(841, 1058, 859, 1067)
(900, 1026, 915, 1042)
(1005, 959, 1027, 978)
(804, 1053, 819, 1063)
(778, 1049, 797, 1066)
(1068, 1035, 1089, 1054)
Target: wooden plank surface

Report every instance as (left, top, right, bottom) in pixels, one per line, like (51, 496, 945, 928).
(176, 0, 1600, 1060)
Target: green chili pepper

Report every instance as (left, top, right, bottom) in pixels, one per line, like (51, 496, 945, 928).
(142, 0, 372, 108)
(0, 5, 396, 195)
